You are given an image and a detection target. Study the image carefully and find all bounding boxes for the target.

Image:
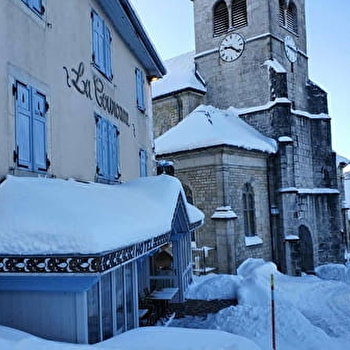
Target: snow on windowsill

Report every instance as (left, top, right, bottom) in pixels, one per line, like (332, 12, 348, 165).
(285, 235, 300, 241)
(245, 236, 263, 247)
(278, 136, 293, 143)
(211, 206, 238, 219)
(263, 58, 286, 73)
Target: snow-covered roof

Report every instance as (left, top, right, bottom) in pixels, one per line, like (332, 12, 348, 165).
(0, 175, 204, 255)
(263, 58, 286, 73)
(152, 51, 206, 99)
(336, 154, 350, 166)
(155, 105, 277, 155)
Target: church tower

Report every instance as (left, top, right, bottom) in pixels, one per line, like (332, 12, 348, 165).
(191, 0, 343, 273)
(154, 0, 345, 275)
(193, 0, 310, 111)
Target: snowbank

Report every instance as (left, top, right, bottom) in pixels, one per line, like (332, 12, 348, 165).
(96, 327, 261, 350)
(316, 263, 350, 284)
(0, 325, 261, 350)
(171, 259, 350, 350)
(186, 274, 242, 300)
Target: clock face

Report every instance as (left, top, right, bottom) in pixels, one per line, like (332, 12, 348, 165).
(284, 35, 297, 62)
(219, 33, 245, 62)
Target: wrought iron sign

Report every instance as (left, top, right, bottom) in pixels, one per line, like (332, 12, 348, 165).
(63, 62, 130, 126)
(0, 232, 170, 274)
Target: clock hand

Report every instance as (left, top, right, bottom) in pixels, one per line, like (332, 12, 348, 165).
(287, 45, 297, 53)
(224, 45, 242, 53)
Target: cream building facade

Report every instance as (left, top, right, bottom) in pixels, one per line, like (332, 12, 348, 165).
(0, 0, 164, 183)
(0, 0, 203, 344)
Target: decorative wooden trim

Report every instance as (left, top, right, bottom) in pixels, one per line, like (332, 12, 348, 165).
(0, 233, 170, 274)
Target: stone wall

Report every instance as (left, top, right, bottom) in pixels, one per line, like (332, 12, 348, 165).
(158, 146, 272, 273)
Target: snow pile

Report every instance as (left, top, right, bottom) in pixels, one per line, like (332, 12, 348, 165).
(96, 327, 261, 350)
(186, 273, 242, 300)
(155, 105, 277, 155)
(316, 263, 350, 284)
(0, 175, 204, 255)
(0, 325, 95, 350)
(0, 325, 261, 350)
(171, 259, 350, 350)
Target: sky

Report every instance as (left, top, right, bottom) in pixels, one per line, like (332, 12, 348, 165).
(130, 0, 350, 163)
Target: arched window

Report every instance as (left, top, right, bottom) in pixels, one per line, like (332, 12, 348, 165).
(213, 1, 229, 36)
(242, 183, 256, 236)
(279, 0, 298, 34)
(232, 0, 247, 29)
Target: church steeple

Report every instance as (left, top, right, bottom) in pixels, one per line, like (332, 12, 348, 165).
(192, 0, 309, 112)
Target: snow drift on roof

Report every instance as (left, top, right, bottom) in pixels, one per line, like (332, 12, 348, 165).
(152, 51, 206, 99)
(155, 105, 277, 155)
(0, 175, 204, 255)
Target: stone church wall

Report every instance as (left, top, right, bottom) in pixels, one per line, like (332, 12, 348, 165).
(153, 91, 204, 138)
(160, 147, 272, 273)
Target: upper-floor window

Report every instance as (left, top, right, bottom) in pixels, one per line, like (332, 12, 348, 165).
(95, 115, 119, 181)
(14, 81, 49, 172)
(279, 0, 298, 34)
(139, 149, 148, 177)
(231, 0, 247, 29)
(92, 10, 113, 80)
(213, 1, 229, 36)
(242, 183, 256, 236)
(135, 68, 145, 112)
(21, 0, 45, 16)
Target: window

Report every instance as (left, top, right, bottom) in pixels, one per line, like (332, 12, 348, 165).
(95, 116, 119, 181)
(92, 10, 112, 79)
(139, 149, 148, 177)
(135, 68, 145, 112)
(14, 81, 48, 172)
(242, 183, 256, 236)
(213, 1, 229, 36)
(279, 0, 298, 34)
(21, 0, 45, 16)
(232, 0, 248, 29)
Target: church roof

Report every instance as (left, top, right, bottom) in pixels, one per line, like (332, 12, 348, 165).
(152, 51, 206, 99)
(0, 175, 204, 256)
(155, 105, 277, 155)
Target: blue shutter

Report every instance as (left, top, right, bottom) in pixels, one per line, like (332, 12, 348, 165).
(32, 90, 47, 171)
(96, 116, 109, 178)
(104, 25, 112, 79)
(139, 150, 147, 177)
(96, 116, 103, 176)
(108, 124, 118, 180)
(15, 83, 32, 169)
(101, 119, 110, 178)
(28, 0, 42, 14)
(136, 68, 145, 111)
(92, 11, 104, 69)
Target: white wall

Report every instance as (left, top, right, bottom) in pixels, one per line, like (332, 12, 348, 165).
(0, 0, 154, 182)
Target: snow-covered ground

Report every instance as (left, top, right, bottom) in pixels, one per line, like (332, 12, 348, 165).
(172, 259, 350, 350)
(2, 259, 350, 350)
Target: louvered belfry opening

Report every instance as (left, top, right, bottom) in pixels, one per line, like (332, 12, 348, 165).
(279, 0, 298, 34)
(279, 0, 286, 26)
(213, 1, 229, 36)
(232, 0, 247, 29)
(286, 2, 298, 34)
